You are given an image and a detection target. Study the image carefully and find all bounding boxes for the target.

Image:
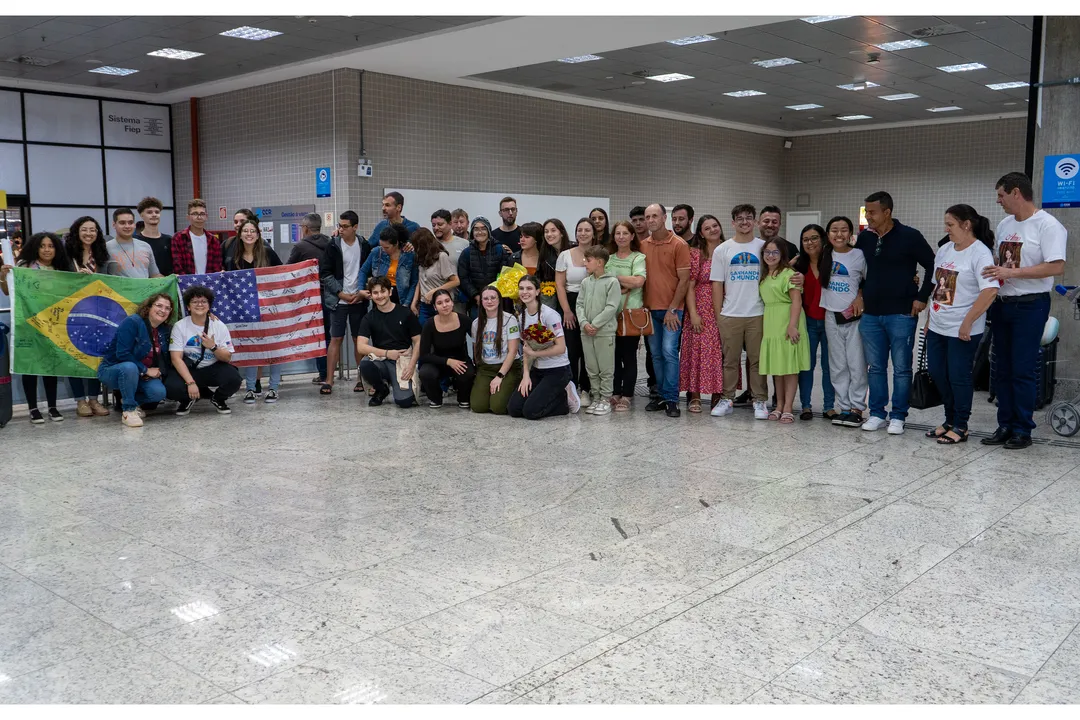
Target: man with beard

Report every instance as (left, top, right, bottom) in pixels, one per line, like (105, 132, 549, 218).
(671, 204, 695, 243)
(432, 209, 469, 266)
(368, 192, 420, 247)
(759, 205, 800, 260)
(491, 196, 522, 253)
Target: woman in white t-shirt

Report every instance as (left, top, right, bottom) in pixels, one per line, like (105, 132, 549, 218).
(555, 218, 596, 403)
(819, 216, 867, 428)
(925, 204, 999, 444)
(469, 285, 521, 415)
(509, 275, 580, 419)
(166, 285, 244, 416)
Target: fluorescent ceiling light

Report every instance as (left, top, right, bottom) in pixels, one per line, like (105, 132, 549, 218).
(220, 26, 283, 41)
(753, 57, 801, 68)
(928, 106, 963, 112)
(986, 81, 1028, 90)
(724, 89, 766, 97)
(938, 62, 987, 72)
(837, 81, 879, 91)
(89, 66, 138, 76)
(148, 48, 204, 60)
(837, 115, 872, 121)
(802, 16, 852, 23)
(558, 54, 603, 64)
(647, 73, 694, 82)
(879, 93, 920, 100)
(667, 35, 716, 46)
(786, 103, 823, 110)
(874, 39, 930, 51)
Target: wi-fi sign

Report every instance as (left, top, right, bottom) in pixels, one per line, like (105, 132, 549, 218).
(1056, 157, 1079, 179)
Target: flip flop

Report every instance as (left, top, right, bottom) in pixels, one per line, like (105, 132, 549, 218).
(937, 429, 969, 444)
(767, 410, 781, 421)
(319, 383, 333, 395)
(688, 398, 702, 413)
(353, 380, 365, 393)
(779, 412, 795, 424)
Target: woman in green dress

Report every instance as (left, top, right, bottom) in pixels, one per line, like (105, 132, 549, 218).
(759, 238, 810, 423)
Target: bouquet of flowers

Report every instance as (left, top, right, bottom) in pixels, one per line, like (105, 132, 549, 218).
(539, 281, 558, 308)
(521, 322, 556, 352)
(495, 263, 528, 300)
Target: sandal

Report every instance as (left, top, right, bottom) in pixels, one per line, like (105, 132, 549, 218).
(925, 424, 951, 439)
(937, 429, 969, 444)
(799, 408, 813, 421)
(353, 380, 365, 393)
(311, 376, 325, 384)
(779, 412, 795, 424)
(319, 383, 333, 395)
(615, 397, 631, 412)
(688, 398, 702, 413)
(767, 410, 781, 421)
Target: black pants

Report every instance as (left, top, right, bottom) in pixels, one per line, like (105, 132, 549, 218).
(315, 303, 332, 380)
(359, 358, 417, 407)
(614, 335, 640, 397)
(22, 375, 58, 409)
(418, 361, 476, 405)
(564, 292, 590, 393)
(164, 363, 243, 403)
(645, 340, 656, 390)
(508, 364, 571, 420)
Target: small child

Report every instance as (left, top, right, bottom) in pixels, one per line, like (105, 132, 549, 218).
(758, 238, 810, 423)
(576, 246, 622, 415)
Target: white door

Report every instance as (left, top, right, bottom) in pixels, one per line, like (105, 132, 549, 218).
(786, 211, 821, 244)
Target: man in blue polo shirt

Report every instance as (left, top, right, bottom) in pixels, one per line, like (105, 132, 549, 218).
(368, 191, 420, 247)
(855, 191, 936, 436)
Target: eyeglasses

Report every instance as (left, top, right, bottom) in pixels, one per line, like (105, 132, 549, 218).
(189, 298, 210, 304)
(338, 223, 354, 230)
(763, 250, 781, 257)
(734, 215, 755, 223)
(803, 235, 822, 242)
(189, 212, 208, 218)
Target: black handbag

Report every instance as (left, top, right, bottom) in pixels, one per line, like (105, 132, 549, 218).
(909, 325, 942, 410)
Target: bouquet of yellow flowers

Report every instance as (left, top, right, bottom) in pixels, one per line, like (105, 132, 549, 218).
(495, 263, 528, 300)
(539, 281, 557, 298)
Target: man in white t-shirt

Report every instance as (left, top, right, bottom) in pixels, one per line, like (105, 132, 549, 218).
(980, 172, 1068, 449)
(710, 203, 768, 419)
(164, 285, 242, 415)
(321, 210, 371, 393)
(432, 209, 469, 267)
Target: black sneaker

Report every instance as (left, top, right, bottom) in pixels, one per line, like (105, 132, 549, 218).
(255, 379, 263, 394)
(264, 390, 279, 403)
(840, 412, 864, 427)
(243, 390, 257, 404)
(29, 408, 45, 424)
(176, 398, 197, 416)
(831, 411, 848, 426)
(47, 407, 64, 422)
(428, 400, 443, 409)
(665, 404, 681, 418)
(210, 397, 232, 414)
(369, 390, 389, 407)
(733, 389, 752, 407)
(645, 398, 667, 412)
(458, 400, 470, 409)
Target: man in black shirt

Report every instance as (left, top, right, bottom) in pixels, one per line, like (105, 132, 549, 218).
(759, 205, 800, 260)
(356, 275, 422, 408)
(136, 196, 172, 276)
(854, 191, 935, 436)
(491, 196, 521, 253)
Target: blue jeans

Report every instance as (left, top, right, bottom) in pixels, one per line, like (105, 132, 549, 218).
(926, 330, 982, 432)
(69, 377, 102, 398)
(859, 313, 917, 421)
(244, 365, 282, 391)
(418, 302, 435, 327)
(989, 294, 1051, 436)
(799, 317, 834, 412)
(646, 309, 683, 404)
(96, 361, 166, 412)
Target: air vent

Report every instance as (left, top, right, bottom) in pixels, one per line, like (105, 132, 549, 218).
(5, 55, 59, 67)
(908, 24, 966, 38)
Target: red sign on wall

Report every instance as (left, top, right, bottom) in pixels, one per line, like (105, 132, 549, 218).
(219, 206, 228, 220)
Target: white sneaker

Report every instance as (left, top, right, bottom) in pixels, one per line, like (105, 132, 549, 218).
(566, 382, 581, 414)
(583, 400, 599, 415)
(711, 399, 733, 417)
(887, 419, 905, 435)
(862, 416, 887, 432)
(753, 401, 769, 420)
(122, 410, 144, 428)
(581, 390, 592, 407)
(592, 401, 612, 416)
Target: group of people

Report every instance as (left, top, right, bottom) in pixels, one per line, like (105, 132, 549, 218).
(0, 173, 1067, 447)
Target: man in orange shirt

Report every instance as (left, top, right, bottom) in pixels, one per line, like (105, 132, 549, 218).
(642, 203, 691, 417)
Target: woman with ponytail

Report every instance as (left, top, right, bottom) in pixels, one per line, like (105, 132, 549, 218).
(924, 204, 999, 444)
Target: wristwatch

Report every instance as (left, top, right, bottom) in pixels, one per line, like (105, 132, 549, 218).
(209, 345, 218, 352)
(496, 371, 505, 378)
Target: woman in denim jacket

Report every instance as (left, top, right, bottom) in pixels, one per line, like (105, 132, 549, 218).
(358, 224, 419, 309)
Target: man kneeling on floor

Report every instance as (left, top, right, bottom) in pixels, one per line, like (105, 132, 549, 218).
(356, 275, 422, 408)
(166, 285, 243, 415)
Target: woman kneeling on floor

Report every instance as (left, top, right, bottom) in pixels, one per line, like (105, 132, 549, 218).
(95, 292, 174, 428)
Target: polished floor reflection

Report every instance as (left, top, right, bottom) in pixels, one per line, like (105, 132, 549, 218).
(2, 374, 1079, 704)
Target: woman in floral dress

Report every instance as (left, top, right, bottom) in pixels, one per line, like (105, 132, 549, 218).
(680, 214, 727, 412)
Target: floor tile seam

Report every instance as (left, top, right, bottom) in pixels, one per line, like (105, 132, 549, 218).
(354, 633, 517, 694)
(489, 633, 639, 698)
(127, 590, 304, 645)
(1007, 620, 1080, 703)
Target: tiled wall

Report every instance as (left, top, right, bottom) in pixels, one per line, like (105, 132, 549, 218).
(781, 118, 1028, 243)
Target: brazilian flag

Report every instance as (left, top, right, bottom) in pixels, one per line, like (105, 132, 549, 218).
(10, 268, 179, 378)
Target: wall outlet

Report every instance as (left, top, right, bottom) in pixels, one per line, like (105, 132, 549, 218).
(357, 162, 373, 178)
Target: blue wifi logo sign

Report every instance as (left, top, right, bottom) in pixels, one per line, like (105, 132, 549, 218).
(1056, 157, 1078, 179)
(1044, 154, 1080, 208)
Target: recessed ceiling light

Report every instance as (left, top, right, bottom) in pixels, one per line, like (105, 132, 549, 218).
(938, 62, 987, 72)
(837, 114, 873, 120)
(1003, 101, 1018, 106)
(987, 81, 1029, 90)
(875, 39, 930, 51)
(837, 81, 879, 91)
(753, 57, 801, 68)
(724, 89, 766, 97)
(801, 16, 853, 24)
(928, 106, 963, 112)
(220, 26, 283, 41)
(88, 66, 138, 76)
(558, 54, 603, 64)
(148, 48, 204, 60)
(647, 72, 694, 83)
(667, 35, 716, 46)
(786, 103, 824, 110)
(879, 93, 920, 100)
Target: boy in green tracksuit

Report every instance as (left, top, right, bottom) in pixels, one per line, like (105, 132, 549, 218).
(576, 245, 623, 416)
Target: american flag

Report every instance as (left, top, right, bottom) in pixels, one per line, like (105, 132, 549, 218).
(177, 259, 325, 367)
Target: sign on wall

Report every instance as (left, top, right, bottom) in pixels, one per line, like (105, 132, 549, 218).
(101, 101, 171, 151)
(1043, 154, 1080, 209)
(316, 167, 331, 198)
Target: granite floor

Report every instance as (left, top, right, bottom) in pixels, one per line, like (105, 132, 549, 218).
(2, 371, 1080, 704)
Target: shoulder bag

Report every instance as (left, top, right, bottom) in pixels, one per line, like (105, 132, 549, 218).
(616, 292, 653, 337)
(909, 323, 942, 410)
